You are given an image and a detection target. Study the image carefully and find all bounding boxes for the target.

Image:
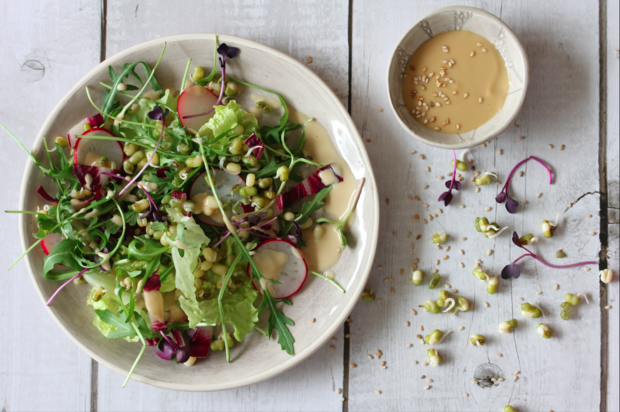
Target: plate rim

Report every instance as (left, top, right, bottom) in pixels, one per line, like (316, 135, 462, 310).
(18, 33, 380, 391)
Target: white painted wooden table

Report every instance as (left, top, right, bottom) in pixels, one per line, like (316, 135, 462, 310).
(1, 1, 617, 411)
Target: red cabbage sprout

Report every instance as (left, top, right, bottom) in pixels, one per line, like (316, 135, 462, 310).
(438, 150, 460, 206)
(497, 156, 553, 214)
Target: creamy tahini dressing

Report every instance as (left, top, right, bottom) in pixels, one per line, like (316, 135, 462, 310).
(254, 248, 289, 294)
(289, 110, 359, 272)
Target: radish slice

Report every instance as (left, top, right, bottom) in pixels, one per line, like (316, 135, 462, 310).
(189, 170, 244, 226)
(73, 127, 124, 168)
(178, 85, 218, 135)
(41, 232, 63, 256)
(67, 115, 104, 148)
(247, 238, 308, 299)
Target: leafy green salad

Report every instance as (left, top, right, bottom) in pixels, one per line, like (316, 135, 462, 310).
(4, 37, 360, 386)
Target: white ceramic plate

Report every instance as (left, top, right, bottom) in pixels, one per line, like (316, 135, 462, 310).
(387, 6, 529, 149)
(19, 34, 379, 391)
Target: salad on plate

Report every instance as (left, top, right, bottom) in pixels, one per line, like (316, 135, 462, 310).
(3, 37, 363, 385)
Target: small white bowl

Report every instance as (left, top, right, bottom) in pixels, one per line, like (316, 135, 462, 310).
(387, 6, 529, 149)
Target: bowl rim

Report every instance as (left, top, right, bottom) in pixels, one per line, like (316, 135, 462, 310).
(386, 5, 530, 149)
(18, 33, 380, 391)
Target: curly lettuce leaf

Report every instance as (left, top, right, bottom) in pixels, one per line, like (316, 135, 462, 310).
(198, 100, 258, 138)
(172, 247, 203, 326)
(87, 289, 139, 342)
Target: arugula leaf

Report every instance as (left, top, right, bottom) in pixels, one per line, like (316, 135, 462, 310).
(279, 186, 332, 236)
(94, 309, 137, 339)
(43, 239, 81, 274)
(127, 238, 169, 259)
(258, 290, 295, 354)
(150, 222, 167, 232)
(102, 62, 162, 119)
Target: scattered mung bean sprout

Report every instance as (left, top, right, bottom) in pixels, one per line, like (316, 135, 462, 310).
(499, 319, 518, 333)
(537, 323, 552, 339)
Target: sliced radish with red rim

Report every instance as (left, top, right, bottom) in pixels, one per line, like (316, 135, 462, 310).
(247, 238, 308, 299)
(189, 170, 244, 226)
(178, 85, 218, 135)
(41, 232, 63, 256)
(73, 127, 124, 168)
(67, 115, 104, 148)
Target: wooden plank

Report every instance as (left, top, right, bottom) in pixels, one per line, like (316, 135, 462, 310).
(349, 1, 602, 410)
(0, 1, 101, 410)
(605, 0, 619, 408)
(97, 1, 348, 409)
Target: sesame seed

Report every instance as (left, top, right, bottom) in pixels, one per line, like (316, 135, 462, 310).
(423, 203, 429, 207)
(407, 343, 413, 348)
(569, 202, 573, 208)
(385, 198, 390, 205)
(459, 249, 464, 255)
(419, 154, 425, 159)
(376, 350, 382, 357)
(421, 374, 426, 379)
(330, 345, 336, 350)
(416, 334, 423, 339)
(381, 361, 386, 367)
(485, 207, 492, 211)
(459, 204, 466, 209)
(477, 42, 483, 46)
(536, 291, 543, 295)
(482, 143, 487, 147)
(476, 187, 481, 193)
(452, 289, 458, 293)
(424, 385, 431, 390)
(432, 269, 438, 274)
(537, 193, 542, 198)
(405, 321, 410, 326)
(445, 246, 450, 251)
(479, 97, 484, 104)
(420, 325, 424, 331)
(513, 376, 519, 381)
(445, 283, 452, 289)
(463, 393, 469, 397)
(549, 144, 554, 149)
(340, 398, 345, 402)
(412, 360, 419, 364)
(458, 326, 465, 331)
(346, 334, 351, 338)
(518, 297, 524, 301)
(459, 263, 465, 268)
(584, 267, 591, 272)
(378, 106, 384, 112)
(487, 249, 493, 256)
(522, 200, 528, 204)
(311, 318, 316, 323)
(606, 305, 612, 310)
(472, 380, 479, 384)
(470, 51, 476, 57)
(435, 127, 441, 131)
(392, 231, 397, 237)
(415, 195, 421, 201)
(337, 388, 342, 394)
(491, 378, 496, 382)
(560, 145, 565, 151)
(519, 135, 526, 140)
(515, 371, 520, 375)
(496, 353, 503, 357)
(368, 355, 373, 360)
(484, 302, 490, 307)
(499, 378, 505, 382)
(519, 171, 524, 177)
(412, 309, 417, 315)
(482, 48, 488, 52)
(456, 124, 461, 130)
(498, 149, 503, 155)
(390, 287, 395, 293)
(423, 184, 429, 189)
(464, 92, 469, 98)
(427, 379, 433, 383)
(590, 232, 597, 236)
(410, 150, 417, 154)
(442, 255, 449, 260)
(375, 390, 382, 394)
(587, 214, 592, 218)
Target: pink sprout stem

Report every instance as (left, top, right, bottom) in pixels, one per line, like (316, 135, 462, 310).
(211, 231, 231, 249)
(102, 172, 158, 211)
(159, 331, 179, 350)
(118, 123, 165, 197)
(502, 156, 553, 193)
(448, 150, 457, 191)
(46, 268, 89, 306)
(182, 107, 215, 120)
(211, 216, 278, 248)
(513, 253, 596, 269)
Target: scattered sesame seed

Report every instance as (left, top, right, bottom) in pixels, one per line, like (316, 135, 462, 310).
(459, 263, 464, 268)
(311, 318, 316, 323)
(569, 202, 573, 208)
(499, 378, 505, 382)
(491, 378, 497, 382)
(330, 345, 336, 350)
(392, 231, 397, 237)
(470, 51, 476, 57)
(385, 198, 390, 205)
(345, 334, 351, 338)
(340, 398, 345, 402)
(463, 393, 469, 397)
(482, 48, 488, 52)
(472, 380, 479, 384)
(537, 291, 543, 295)
(408, 232, 412, 238)
(435, 259, 440, 265)
(584, 267, 591, 272)
(498, 149, 503, 155)
(515, 371, 520, 375)
(381, 361, 386, 367)
(485, 207, 492, 211)
(445, 283, 452, 289)
(476, 187, 481, 193)
(518, 297, 524, 301)
(554, 284, 559, 290)
(377, 350, 382, 357)
(432, 269, 438, 274)
(537, 193, 542, 198)
(377, 106, 384, 112)
(412, 309, 417, 315)
(606, 305, 612, 310)
(427, 379, 433, 383)
(407, 343, 413, 348)
(513, 376, 519, 381)
(587, 214, 592, 218)
(487, 249, 493, 256)
(589, 232, 597, 236)
(460, 204, 466, 209)
(375, 390, 382, 394)
(548, 144, 554, 149)
(423, 184, 429, 189)
(519, 136, 525, 140)
(442, 255, 449, 260)
(496, 353, 503, 357)
(307, 56, 313, 64)
(458, 326, 465, 331)
(337, 388, 342, 394)
(484, 302, 490, 307)
(519, 171, 524, 177)
(459, 249, 464, 255)
(412, 360, 419, 364)
(452, 289, 459, 294)
(522, 200, 528, 204)
(424, 385, 431, 390)
(479, 97, 484, 104)
(420, 326, 424, 331)
(405, 321, 410, 326)
(410, 150, 417, 154)
(461, 237, 467, 241)
(368, 355, 374, 360)
(390, 287, 395, 293)
(419, 154, 425, 160)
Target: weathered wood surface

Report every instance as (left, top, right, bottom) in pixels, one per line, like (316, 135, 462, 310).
(0, 0, 617, 411)
(0, 1, 101, 411)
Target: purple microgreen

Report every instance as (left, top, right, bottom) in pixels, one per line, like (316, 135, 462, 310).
(445, 180, 461, 191)
(496, 156, 553, 214)
(438, 150, 459, 206)
(214, 43, 240, 107)
(102, 172, 159, 212)
(118, 106, 168, 197)
(503, 231, 597, 279)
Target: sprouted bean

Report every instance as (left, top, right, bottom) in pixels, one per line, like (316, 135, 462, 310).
(537, 323, 552, 339)
(600, 269, 614, 283)
(499, 319, 518, 333)
(432, 232, 448, 244)
(427, 348, 443, 366)
(542, 213, 560, 238)
(469, 334, 485, 346)
(429, 274, 441, 289)
(520, 302, 544, 318)
(412, 269, 425, 286)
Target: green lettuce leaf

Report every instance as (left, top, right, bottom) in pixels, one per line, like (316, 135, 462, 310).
(87, 289, 139, 342)
(198, 100, 258, 138)
(160, 272, 176, 293)
(172, 247, 203, 326)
